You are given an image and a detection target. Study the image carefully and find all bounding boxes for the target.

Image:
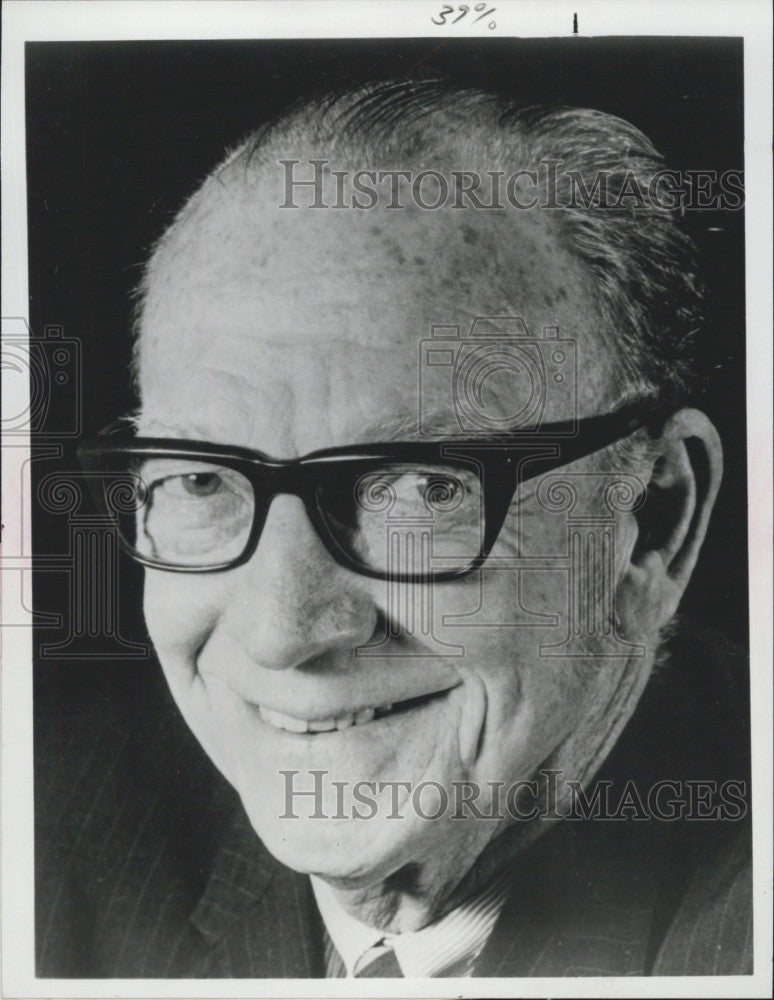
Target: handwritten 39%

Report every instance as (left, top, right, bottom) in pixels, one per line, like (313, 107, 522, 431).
(432, 4, 497, 29)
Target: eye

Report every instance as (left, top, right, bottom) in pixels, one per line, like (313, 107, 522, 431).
(179, 471, 223, 497)
(422, 474, 463, 507)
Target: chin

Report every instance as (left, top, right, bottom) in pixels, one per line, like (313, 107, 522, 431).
(257, 815, 399, 882)
(239, 788, 436, 886)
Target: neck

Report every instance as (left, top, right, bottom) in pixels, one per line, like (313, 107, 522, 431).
(321, 816, 542, 933)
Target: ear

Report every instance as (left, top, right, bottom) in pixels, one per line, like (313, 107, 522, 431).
(616, 408, 723, 639)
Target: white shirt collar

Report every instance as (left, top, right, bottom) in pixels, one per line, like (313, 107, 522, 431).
(311, 871, 513, 978)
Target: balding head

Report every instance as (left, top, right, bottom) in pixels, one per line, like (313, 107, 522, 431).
(135, 79, 703, 408)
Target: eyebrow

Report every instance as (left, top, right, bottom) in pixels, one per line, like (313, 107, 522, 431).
(133, 408, 469, 446)
(132, 414, 233, 442)
(355, 413, 425, 443)
(354, 411, 489, 443)
(131, 402, 555, 455)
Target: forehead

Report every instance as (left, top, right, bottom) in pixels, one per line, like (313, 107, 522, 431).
(138, 173, 616, 450)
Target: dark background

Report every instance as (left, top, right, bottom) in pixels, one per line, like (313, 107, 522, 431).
(26, 37, 747, 696)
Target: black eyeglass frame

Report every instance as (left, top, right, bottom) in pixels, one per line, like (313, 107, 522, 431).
(77, 403, 664, 581)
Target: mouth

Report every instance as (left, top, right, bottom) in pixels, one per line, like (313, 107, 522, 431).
(257, 689, 452, 735)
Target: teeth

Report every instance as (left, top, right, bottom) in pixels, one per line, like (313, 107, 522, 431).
(258, 707, 282, 728)
(307, 717, 335, 732)
(259, 707, 308, 733)
(259, 704, 387, 734)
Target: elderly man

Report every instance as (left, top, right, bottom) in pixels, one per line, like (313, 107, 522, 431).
(37, 80, 751, 978)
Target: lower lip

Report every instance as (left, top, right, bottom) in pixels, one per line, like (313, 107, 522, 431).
(254, 688, 454, 738)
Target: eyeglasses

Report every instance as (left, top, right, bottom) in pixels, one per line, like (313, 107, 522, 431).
(77, 404, 661, 581)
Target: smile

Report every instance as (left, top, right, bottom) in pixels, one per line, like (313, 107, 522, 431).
(257, 690, 450, 734)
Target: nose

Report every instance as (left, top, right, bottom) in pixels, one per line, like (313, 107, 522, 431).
(224, 494, 378, 671)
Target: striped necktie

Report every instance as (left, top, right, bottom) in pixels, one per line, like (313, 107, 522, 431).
(355, 942, 403, 978)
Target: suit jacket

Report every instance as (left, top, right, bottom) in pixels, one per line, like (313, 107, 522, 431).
(35, 624, 752, 978)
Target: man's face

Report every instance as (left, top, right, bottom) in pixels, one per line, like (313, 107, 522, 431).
(137, 175, 646, 889)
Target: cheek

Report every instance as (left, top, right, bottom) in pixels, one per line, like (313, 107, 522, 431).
(453, 567, 595, 768)
(143, 571, 241, 780)
(142, 569, 224, 660)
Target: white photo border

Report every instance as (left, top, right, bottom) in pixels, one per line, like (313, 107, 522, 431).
(2, 2, 772, 998)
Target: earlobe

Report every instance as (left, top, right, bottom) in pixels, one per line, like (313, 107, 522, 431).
(619, 408, 723, 634)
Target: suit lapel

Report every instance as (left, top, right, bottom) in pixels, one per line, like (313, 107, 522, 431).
(474, 820, 659, 977)
(187, 805, 325, 977)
